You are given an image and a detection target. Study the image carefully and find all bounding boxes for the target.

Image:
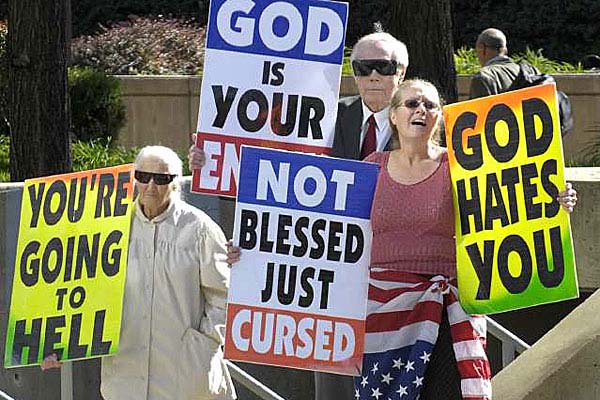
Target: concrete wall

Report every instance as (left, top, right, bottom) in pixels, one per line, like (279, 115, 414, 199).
(116, 74, 600, 163)
(492, 288, 600, 400)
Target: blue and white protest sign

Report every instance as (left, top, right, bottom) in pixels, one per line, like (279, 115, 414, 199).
(192, 0, 348, 196)
(225, 146, 379, 375)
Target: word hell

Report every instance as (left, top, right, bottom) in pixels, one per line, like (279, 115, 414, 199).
(216, 0, 344, 56)
(11, 310, 112, 365)
(230, 308, 355, 362)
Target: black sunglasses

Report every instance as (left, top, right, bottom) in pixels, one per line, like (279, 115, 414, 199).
(134, 170, 177, 185)
(352, 59, 398, 76)
(400, 98, 440, 111)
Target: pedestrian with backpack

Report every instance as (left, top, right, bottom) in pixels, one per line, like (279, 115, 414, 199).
(470, 28, 574, 136)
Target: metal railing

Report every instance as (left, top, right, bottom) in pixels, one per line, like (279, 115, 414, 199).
(0, 389, 16, 400)
(57, 360, 286, 400)
(486, 316, 531, 367)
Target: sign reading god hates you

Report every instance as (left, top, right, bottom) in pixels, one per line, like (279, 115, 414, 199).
(443, 84, 577, 315)
(224, 147, 378, 375)
(191, 0, 348, 197)
(4, 165, 134, 367)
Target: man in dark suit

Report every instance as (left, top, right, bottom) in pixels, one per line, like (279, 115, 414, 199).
(330, 32, 409, 161)
(316, 31, 409, 400)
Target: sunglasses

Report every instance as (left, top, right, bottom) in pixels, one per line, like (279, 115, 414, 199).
(134, 170, 177, 185)
(400, 98, 440, 111)
(352, 59, 398, 76)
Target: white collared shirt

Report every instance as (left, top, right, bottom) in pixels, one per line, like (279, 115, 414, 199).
(360, 102, 392, 152)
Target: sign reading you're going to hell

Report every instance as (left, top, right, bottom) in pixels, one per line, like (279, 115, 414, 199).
(4, 165, 134, 367)
(443, 84, 577, 314)
(225, 147, 378, 375)
(192, 0, 348, 197)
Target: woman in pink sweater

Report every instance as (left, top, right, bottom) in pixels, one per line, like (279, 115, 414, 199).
(354, 79, 576, 400)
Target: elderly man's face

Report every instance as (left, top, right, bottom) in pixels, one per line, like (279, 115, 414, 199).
(353, 41, 405, 113)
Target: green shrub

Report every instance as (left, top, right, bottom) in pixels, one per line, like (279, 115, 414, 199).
(71, 137, 138, 172)
(69, 67, 127, 142)
(454, 47, 583, 75)
(71, 16, 206, 75)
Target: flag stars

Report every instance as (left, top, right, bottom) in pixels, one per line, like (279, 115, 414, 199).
(392, 357, 404, 370)
(404, 360, 415, 372)
(355, 389, 360, 399)
(413, 375, 424, 387)
(396, 385, 408, 397)
(381, 373, 393, 385)
(419, 351, 431, 364)
(371, 387, 382, 399)
(361, 376, 369, 388)
(371, 363, 379, 374)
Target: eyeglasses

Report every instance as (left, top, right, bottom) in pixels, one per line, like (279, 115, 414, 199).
(400, 98, 440, 111)
(134, 170, 177, 185)
(352, 59, 398, 76)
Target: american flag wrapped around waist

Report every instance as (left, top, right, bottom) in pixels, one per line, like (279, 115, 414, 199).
(354, 269, 491, 400)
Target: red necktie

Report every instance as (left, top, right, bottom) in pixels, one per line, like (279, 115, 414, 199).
(360, 114, 377, 160)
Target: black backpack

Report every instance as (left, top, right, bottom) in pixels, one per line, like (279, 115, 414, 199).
(506, 61, 574, 136)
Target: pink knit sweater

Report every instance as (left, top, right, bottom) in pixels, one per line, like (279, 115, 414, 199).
(366, 151, 456, 276)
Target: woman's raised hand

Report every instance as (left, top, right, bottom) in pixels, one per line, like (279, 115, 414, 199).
(226, 240, 241, 265)
(558, 182, 578, 213)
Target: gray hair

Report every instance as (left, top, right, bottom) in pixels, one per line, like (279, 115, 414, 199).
(477, 28, 507, 53)
(350, 32, 409, 70)
(134, 145, 183, 177)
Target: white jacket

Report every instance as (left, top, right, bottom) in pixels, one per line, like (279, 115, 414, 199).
(101, 196, 235, 400)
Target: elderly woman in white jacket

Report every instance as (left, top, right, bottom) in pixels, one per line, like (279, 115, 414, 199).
(44, 145, 235, 400)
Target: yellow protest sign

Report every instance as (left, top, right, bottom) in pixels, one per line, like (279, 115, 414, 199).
(443, 83, 577, 314)
(4, 165, 134, 367)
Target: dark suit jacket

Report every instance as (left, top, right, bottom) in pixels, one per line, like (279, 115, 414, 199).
(330, 95, 394, 160)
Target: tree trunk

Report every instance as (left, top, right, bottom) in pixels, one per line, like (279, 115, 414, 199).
(388, 0, 457, 105)
(8, 0, 71, 181)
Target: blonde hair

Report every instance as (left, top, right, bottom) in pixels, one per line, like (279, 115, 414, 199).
(389, 79, 443, 144)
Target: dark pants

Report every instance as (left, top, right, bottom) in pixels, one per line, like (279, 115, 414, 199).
(419, 308, 462, 400)
(314, 371, 355, 400)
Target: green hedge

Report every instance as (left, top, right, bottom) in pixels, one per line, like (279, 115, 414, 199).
(69, 67, 127, 141)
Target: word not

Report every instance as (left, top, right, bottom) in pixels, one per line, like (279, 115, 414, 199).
(230, 308, 355, 362)
(216, 0, 344, 56)
(257, 160, 355, 210)
(260, 263, 334, 309)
